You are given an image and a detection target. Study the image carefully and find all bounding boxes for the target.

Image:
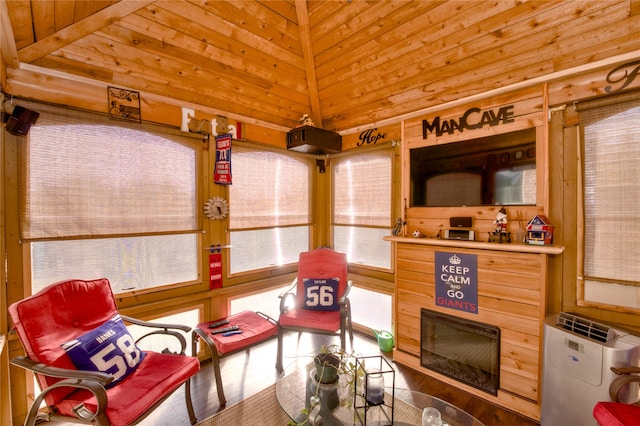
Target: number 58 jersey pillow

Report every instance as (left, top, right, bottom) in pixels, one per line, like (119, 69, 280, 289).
(62, 313, 146, 388)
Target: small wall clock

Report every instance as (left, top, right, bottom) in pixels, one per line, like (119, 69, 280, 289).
(204, 197, 229, 220)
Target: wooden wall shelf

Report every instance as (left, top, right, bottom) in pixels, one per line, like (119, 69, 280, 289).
(384, 236, 564, 255)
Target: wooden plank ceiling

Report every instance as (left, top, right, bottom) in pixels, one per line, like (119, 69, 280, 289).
(3, 1, 640, 133)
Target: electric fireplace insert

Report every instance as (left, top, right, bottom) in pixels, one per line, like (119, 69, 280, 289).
(421, 308, 500, 395)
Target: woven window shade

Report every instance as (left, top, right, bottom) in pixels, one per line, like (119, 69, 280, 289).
(18, 101, 199, 240)
(229, 145, 311, 230)
(333, 150, 392, 227)
(580, 95, 640, 287)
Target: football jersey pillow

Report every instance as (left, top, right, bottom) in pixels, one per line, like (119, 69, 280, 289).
(302, 278, 340, 311)
(62, 314, 145, 388)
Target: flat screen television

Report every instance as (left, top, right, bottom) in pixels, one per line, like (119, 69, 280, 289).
(410, 128, 536, 207)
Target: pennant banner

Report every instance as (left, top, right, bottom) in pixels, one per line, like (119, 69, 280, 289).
(209, 252, 223, 289)
(214, 133, 232, 184)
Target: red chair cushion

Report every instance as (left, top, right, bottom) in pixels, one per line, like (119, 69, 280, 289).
(593, 402, 640, 426)
(279, 308, 342, 332)
(56, 351, 200, 426)
(196, 310, 277, 355)
(9, 278, 119, 405)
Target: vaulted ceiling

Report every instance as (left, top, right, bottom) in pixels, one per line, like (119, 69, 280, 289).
(2, 1, 640, 133)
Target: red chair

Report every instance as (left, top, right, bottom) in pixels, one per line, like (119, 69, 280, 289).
(9, 278, 200, 426)
(593, 402, 640, 426)
(593, 365, 640, 425)
(276, 248, 353, 372)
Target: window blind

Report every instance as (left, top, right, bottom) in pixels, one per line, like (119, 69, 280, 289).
(580, 94, 640, 287)
(18, 101, 198, 240)
(333, 150, 392, 227)
(229, 145, 311, 230)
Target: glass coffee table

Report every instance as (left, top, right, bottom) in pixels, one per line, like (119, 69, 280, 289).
(276, 362, 485, 425)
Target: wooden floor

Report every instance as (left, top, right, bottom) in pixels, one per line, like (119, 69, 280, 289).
(49, 330, 540, 425)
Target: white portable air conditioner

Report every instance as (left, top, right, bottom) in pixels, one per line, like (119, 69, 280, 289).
(541, 312, 640, 425)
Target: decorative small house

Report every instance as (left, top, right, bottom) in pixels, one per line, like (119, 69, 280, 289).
(526, 215, 554, 245)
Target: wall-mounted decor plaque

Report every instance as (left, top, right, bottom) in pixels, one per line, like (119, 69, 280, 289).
(108, 86, 141, 122)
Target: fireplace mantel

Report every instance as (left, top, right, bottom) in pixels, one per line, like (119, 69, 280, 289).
(384, 236, 564, 255)
(387, 237, 563, 421)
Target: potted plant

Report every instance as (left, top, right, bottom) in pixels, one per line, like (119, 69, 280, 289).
(288, 344, 363, 426)
(313, 350, 340, 384)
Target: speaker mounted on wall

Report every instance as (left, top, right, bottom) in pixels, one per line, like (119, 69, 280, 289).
(5, 106, 40, 136)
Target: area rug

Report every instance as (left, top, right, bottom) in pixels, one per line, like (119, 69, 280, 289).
(195, 384, 291, 426)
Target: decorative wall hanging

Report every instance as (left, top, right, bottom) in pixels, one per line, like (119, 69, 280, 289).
(435, 252, 478, 314)
(209, 251, 223, 289)
(204, 197, 229, 220)
(214, 134, 232, 184)
(605, 59, 640, 93)
(108, 86, 141, 122)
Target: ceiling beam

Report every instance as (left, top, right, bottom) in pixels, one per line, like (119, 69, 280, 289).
(0, 0, 19, 72)
(294, 0, 322, 128)
(18, 0, 155, 63)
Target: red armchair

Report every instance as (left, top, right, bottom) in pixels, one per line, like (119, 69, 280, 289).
(593, 365, 640, 425)
(276, 248, 353, 372)
(9, 278, 200, 426)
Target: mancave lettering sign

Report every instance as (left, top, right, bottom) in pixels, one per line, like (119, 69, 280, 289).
(435, 252, 478, 314)
(422, 105, 514, 139)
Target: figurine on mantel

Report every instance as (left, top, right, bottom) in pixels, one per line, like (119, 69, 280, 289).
(296, 114, 315, 127)
(489, 206, 511, 243)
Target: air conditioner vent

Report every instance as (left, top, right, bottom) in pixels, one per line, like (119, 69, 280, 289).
(556, 312, 617, 343)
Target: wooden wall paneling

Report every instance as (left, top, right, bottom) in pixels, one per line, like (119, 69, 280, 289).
(547, 68, 640, 333)
(129, 4, 307, 88)
(20, 1, 153, 64)
(3, 0, 34, 50)
(323, 1, 634, 129)
(5, 68, 288, 148)
(545, 107, 568, 316)
(4, 131, 30, 426)
(548, 58, 640, 107)
(560, 123, 580, 318)
(318, 1, 559, 123)
(400, 89, 547, 242)
(340, 123, 401, 151)
(1, 336, 12, 426)
(7, 1, 640, 132)
(392, 241, 551, 419)
(9, 340, 29, 426)
(402, 88, 544, 147)
(0, 1, 19, 75)
(551, 3, 640, 71)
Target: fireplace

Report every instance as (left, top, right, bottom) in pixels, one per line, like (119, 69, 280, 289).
(420, 308, 500, 395)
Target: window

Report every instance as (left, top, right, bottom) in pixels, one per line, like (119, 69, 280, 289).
(228, 145, 312, 274)
(19, 101, 200, 294)
(332, 149, 393, 269)
(578, 94, 640, 310)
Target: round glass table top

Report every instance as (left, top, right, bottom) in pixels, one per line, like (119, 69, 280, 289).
(276, 362, 485, 426)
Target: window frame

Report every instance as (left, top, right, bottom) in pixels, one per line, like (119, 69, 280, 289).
(16, 100, 204, 297)
(576, 91, 640, 313)
(330, 144, 395, 272)
(226, 142, 315, 277)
